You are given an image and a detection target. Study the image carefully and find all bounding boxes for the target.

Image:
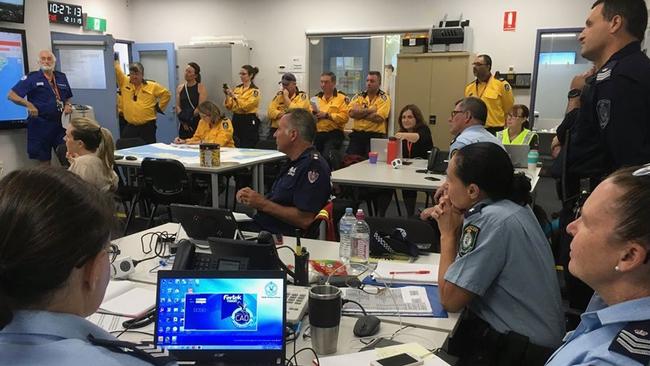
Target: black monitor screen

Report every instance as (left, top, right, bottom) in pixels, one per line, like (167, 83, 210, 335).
(0, 1, 25, 24)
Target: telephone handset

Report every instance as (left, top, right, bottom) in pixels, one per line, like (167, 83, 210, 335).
(172, 239, 196, 270)
(427, 147, 440, 173)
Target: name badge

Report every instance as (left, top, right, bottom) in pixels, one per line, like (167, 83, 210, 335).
(36, 82, 44, 86)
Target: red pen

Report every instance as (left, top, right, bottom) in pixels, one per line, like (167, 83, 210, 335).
(389, 270, 431, 275)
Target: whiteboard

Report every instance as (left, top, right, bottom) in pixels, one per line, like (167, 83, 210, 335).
(59, 48, 107, 89)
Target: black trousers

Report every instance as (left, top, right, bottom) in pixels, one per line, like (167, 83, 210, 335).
(314, 130, 344, 170)
(232, 113, 260, 148)
(121, 120, 157, 144)
(346, 131, 385, 157)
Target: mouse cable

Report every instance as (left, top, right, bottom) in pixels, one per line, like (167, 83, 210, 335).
(341, 299, 368, 316)
(286, 346, 319, 366)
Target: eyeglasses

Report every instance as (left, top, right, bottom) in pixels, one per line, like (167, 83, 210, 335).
(507, 113, 524, 119)
(107, 243, 120, 264)
(633, 164, 650, 177)
(450, 110, 466, 118)
(472, 62, 488, 67)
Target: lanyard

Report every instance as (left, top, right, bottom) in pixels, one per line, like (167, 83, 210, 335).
(406, 141, 413, 157)
(475, 76, 491, 99)
(44, 72, 61, 102)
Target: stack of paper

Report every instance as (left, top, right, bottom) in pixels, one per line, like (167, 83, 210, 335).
(342, 286, 433, 316)
(98, 281, 156, 318)
(373, 261, 438, 285)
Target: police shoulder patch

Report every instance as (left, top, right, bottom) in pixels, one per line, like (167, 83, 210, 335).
(459, 224, 480, 256)
(222, 121, 230, 129)
(300, 93, 307, 100)
(307, 170, 319, 184)
(609, 320, 650, 365)
(252, 90, 259, 97)
(597, 99, 611, 129)
(503, 82, 511, 92)
(344, 96, 350, 104)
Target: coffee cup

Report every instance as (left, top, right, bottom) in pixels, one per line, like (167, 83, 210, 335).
(368, 152, 379, 164)
(308, 284, 342, 355)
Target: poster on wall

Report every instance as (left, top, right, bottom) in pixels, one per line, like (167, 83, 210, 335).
(58, 48, 106, 89)
(504, 11, 517, 32)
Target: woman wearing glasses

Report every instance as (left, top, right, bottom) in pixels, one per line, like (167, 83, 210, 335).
(173, 101, 234, 148)
(224, 65, 261, 148)
(429, 142, 564, 365)
(545, 165, 650, 366)
(496, 104, 539, 149)
(0, 168, 172, 365)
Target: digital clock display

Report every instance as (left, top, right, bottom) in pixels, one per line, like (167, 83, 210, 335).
(48, 1, 83, 26)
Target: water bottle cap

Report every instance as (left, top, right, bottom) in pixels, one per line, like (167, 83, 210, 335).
(345, 207, 353, 214)
(355, 209, 365, 220)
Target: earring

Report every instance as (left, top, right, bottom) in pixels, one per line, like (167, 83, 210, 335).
(614, 265, 620, 272)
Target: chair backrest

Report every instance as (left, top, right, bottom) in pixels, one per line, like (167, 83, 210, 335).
(365, 216, 440, 252)
(116, 137, 147, 150)
(141, 157, 189, 197)
(255, 139, 277, 150)
(306, 201, 336, 241)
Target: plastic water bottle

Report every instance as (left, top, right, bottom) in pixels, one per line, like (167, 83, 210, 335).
(338, 208, 355, 265)
(349, 209, 370, 275)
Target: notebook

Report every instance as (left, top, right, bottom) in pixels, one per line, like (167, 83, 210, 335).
(371, 138, 402, 162)
(155, 270, 286, 365)
(171, 204, 243, 246)
(503, 144, 530, 168)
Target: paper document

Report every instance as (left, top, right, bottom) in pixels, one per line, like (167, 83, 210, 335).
(233, 212, 253, 222)
(373, 261, 438, 285)
(98, 281, 156, 318)
(316, 348, 450, 366)
(342, 286, 433, 315)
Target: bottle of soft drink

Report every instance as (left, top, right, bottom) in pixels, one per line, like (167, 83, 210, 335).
(349, 209, 370, 275)
(338, 208, 355, 265)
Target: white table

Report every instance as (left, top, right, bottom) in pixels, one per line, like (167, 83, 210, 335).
(112, 223, 460, 334)
(332, 159, 542, 192)
(114, 143, 286, 208)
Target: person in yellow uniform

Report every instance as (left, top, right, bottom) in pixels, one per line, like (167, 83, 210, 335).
(173, 101, 234, 147)
(496, 104, 539, 149)
(347, 71, 391, 156)
(114, 58, 171, 143)
(464, 54, 514, 135)
(267, 73, 311, 137)
(313, 71, 349, 169)
(224, 64, 261, 148)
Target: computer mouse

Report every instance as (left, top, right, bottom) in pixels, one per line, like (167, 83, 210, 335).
(353, 315, 381, 337)
(125, 156, 137, 161)
(114, 155, 124, 160)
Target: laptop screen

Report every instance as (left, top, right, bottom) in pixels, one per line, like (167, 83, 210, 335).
(171, 204, 240, 241)
(155, 270, 286, 363)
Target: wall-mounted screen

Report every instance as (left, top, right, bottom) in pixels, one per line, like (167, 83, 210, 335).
(539, 52, 576, 65)
(0, 28, 28, 129)
(0, 1, 25, 24)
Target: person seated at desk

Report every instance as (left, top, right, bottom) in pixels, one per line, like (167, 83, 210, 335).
(0, 168, 174, 366)
(395, 104, 433, 217)
(173, 101, 234, 147)
(428, 142, 564, 365)
(236, 108, 331, 236)
(496, 104, 539, 149)
(545, 165, 650, 366)
(65, 117, 118, 193)
(449, 97, 503, 156)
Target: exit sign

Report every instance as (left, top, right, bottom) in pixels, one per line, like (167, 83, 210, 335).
(85, 16, 106, 32)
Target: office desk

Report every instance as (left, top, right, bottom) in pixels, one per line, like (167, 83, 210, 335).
(113, 223, 461, 334)
(332, 159, 542, 192)
(114, 143, 285, 208)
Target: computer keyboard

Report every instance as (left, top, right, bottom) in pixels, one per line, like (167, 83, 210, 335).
(286, 285, 308, 324)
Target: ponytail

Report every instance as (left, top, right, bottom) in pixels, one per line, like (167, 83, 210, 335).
(70, 117, 115, 176)
(97, 127, 116, 176)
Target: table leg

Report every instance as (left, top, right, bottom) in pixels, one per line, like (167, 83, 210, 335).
(211, 173, 220, 208)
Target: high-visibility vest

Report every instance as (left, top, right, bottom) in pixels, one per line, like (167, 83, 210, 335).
(497, 128, 536, 145)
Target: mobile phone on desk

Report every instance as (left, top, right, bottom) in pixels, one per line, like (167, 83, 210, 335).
(370, 353, 423, 366)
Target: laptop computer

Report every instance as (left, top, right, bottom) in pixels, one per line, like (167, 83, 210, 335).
(155, 270, 286, 365)
(503, 144, 530, 168)
(171, 204, 243, 245)
(370, 138, 402, 162)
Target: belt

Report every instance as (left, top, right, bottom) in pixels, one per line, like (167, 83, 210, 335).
(125, 119, 156, 126)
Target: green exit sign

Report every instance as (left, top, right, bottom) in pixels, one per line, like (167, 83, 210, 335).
(85, 16, 106, 32)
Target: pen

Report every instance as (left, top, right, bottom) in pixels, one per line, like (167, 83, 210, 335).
(295, 229, 302, 257)
(389, 270, 431, 275)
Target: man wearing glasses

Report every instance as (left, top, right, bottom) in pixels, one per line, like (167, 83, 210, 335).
(449, 97, 503, 156)
(464, 54, 514, 135)
(114, 57, 171, 144)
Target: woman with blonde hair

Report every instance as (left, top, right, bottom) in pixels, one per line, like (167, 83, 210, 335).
(174, 101, 234, 147)
(64, 117, 118, 192)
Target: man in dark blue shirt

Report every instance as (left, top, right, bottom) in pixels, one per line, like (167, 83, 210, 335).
(236, 108, 332, 236)
(8, 50, 73, 163)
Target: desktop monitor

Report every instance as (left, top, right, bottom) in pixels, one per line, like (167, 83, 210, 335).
(207, 237, 282, 271)
(0, 1, 25, 23)
(155, 270, 286, 364)
(0, 27, 28, 129)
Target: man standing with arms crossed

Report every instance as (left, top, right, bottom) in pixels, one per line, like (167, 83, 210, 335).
(8, 50, 73, 164)
(347, 71, 391, 157)
(313, 72, 349, 169)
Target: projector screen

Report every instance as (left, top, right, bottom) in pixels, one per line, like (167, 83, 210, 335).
(0, 27, 28, 129)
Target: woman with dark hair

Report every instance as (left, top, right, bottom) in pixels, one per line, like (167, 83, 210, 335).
(65, 117, 118, 192)
(545, 165, 650, 365)
(496, 104, 538, 149)
(175, 62, 207, 139)
(395, 104, 434, 216)
(224, 64, 261, 147)
(429, 142, 564, 365)
(0, 168, 171, 365)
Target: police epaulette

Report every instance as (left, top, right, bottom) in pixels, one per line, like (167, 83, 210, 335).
(608, 320, 650, 364)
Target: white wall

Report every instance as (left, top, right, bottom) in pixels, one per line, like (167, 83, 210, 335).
(128, 0, 593, 112)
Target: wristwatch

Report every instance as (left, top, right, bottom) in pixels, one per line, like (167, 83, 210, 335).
(567, 88, 582, 99)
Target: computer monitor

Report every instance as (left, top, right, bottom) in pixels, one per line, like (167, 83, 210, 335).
(171, 204, 242, 244)
(155, 270, 286, 364)
(207, 237, 282, 271)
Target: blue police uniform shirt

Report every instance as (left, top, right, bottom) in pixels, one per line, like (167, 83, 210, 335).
(0, 310, 173, 366)
(254, 146, 332, 235)
(449, 125, 503, 157)
(11, 70, 73, 120)
(445, 199, 565, 348)
(254, 146, 331, 236)
(545, 294, 650, 366)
